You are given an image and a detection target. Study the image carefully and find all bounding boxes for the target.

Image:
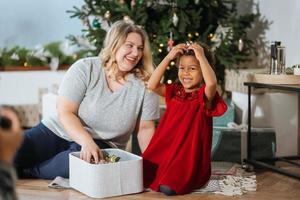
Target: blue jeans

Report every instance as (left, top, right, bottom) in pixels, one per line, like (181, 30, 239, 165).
(13, 123, 111, 179)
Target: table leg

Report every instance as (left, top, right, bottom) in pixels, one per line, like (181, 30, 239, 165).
(247, 85, 252, 159)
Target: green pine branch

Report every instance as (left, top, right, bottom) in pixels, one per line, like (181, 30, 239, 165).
(67, 0, 260, 86)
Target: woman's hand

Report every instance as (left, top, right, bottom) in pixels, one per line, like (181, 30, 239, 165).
(80, 139, 104, 164)
(166, 43, 187, 61)
(57, 96, 105, 164)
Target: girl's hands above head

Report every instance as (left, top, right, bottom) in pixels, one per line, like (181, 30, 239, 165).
(188, 43, 205, 60)
(166, 43, 187, 61)
(80, 139, 104, 164)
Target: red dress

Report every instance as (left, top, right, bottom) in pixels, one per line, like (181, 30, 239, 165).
(142, 83, 227, 195)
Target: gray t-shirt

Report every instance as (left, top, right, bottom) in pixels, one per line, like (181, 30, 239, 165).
(42, 57, 159, 149)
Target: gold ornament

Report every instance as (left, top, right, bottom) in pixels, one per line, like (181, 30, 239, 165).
(186, 41, 193, 46)
(167, 66, 170, 70)
(123, 15, 130, 21)
(208, 33, 214, 40)
(212, 0, 218, 7)
(123, 15, 133, 23)
(104, 11, 111, 20)
(172, 13, 179, 27)
(159, 43, 164, 47)
(158, 48, 162, 53)
(195, 32, 199, 37)
(238, 38, 244, 51)
(72, 54, 78, 60)
(167, 80, 172, 84)
(105, 154, 120, 163)
(188, 33, 193, 38)
(170, 61, 175, 66)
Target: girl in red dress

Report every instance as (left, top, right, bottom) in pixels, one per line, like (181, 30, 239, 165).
(143, 42, 227, 195)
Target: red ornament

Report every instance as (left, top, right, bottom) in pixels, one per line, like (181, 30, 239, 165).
(167, 38, 174, 52)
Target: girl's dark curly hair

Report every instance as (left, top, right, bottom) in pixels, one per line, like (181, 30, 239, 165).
(177, 43, 215, 71)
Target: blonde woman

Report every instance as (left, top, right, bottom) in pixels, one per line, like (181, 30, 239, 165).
(14, 21, 159, 179)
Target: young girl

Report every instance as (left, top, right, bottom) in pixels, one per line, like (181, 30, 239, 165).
(142, 43, 227, 195)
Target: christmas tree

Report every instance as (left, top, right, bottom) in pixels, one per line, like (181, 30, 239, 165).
(67, 0, 258, 86)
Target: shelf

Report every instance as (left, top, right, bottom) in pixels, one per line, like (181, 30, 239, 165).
(0, 65, 69, 72)
(253, 74, 300, 85)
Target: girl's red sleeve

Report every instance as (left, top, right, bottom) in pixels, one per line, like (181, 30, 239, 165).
(198, 85, 227, 117)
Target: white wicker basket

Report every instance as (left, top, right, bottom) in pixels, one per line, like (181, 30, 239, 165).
(69, 149, 143, 198)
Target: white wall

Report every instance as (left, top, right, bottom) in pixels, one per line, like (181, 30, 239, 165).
(257, 0, 300, 68)
(253, 0, 300, 155)
(0, 0, 83, 48)
(0, 1, 81, 104)
(0, 71, 65, 105)
(232, 0, 300, 156)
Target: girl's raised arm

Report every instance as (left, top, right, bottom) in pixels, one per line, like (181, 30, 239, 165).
(147, 44, 187, 96)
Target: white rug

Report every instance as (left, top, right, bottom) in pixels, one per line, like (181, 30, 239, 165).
(48, 162, 257, 196)
(193, 162, 257, 196)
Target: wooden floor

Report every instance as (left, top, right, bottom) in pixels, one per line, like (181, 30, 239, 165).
(17, 166, 300, 200)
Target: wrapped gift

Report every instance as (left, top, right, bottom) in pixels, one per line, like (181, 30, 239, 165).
(213, 99, 234, 127)
(212, 127, 276, 164)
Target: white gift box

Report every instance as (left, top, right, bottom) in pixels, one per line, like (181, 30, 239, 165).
(69, 149, 143, 198)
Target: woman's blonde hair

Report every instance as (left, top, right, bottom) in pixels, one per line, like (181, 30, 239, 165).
(99, 20, 153, 81)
